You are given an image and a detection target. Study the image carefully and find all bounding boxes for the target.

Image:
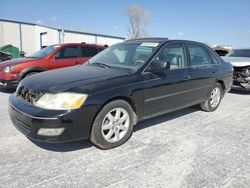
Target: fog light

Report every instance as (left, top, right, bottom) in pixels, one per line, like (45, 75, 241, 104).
(37, 128, 65, 136)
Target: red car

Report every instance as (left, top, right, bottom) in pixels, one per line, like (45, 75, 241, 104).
(0, 43, 106, 88)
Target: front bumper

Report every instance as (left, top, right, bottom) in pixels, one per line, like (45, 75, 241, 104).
(0, 73, 19, 87)
(232, 81, 250, 91)
(9, 94, 99, 143)
(232, 76, 250, 91)
(0, 80, 18, 87)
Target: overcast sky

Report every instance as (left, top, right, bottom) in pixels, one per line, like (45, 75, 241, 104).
(1, 0, 250, 47)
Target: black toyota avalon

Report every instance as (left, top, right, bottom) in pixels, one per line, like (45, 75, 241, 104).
(9, 38, 233, 149)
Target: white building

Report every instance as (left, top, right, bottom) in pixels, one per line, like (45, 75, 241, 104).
(0, 19, 125, 56)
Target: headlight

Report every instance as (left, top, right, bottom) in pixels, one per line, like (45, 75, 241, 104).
(3, 66, 16, 73)
(34, 93, 88, 110)
(3, 66, 11, 73)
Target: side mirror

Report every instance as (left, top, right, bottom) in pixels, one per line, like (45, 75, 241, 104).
(147, 60, 169, 73)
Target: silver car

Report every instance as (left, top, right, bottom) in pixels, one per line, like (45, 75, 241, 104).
(222, 48, 250, 91)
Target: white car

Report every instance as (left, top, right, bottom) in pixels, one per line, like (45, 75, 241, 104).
(222, 48, 250, 91)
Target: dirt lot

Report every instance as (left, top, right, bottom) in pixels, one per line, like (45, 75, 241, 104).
(0, 89, 249, 188)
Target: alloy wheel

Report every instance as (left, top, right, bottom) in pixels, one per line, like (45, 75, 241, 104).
(101, 107, 130, 143)
(210, 87, 221, 108)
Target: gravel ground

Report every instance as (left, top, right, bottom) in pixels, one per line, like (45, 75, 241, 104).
(0, 89, 249, 188)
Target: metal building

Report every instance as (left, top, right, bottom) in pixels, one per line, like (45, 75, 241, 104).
(0, 19, 125, 56)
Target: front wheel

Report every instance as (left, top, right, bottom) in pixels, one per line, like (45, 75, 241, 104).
(200, 83, 223, 112)
(90, 100, 136, 149)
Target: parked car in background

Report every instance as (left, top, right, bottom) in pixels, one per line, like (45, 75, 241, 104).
(9, 38, 233, 149)
(212, 45, 232, 56)
(0, 43, 106, 88)
(213, 48, 230, 56)
(222, 48, 250, 91)
(0, 51, 12, 62)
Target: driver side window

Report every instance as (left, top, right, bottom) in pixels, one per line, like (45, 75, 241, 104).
(154, 43, 186, 70)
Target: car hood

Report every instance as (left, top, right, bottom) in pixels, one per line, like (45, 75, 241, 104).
(0, 57, 39, 67)
(222, 57, 250, 67)
(21, 64, 135, 94)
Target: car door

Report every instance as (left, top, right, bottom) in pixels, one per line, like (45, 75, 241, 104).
(143, 42, 192, 118)
(49, 45, 80, 69)
(79, 45, 99, 64)
(186, 42, 219, 103)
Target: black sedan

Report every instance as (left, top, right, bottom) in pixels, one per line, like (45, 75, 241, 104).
(9, 38, 233, 149)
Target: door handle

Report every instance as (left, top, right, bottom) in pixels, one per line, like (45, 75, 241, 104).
(183, 75, 191, 80)
(212, 70, 217, 74)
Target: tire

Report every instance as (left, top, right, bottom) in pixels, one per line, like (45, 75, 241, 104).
(90, 100, 136, 149)
(200, 83, 224, 112)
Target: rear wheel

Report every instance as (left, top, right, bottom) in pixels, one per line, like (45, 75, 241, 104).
(200, 83, 223, 112)
(90, 100, 135, 149)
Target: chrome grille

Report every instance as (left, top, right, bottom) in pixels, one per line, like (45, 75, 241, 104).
(16, 85, 42, 104)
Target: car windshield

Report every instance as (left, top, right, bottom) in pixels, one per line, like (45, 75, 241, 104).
(88, 42, 159, 69)
(226, 49, 250, 58)
(30, 45, 60, 58)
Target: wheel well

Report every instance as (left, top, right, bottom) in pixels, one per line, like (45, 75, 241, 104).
(102, 96, 137, 115)
(19, 67, 45, 80)
(22, 70, 42, 79)
(217, 80, 226, 93)
(95, 96, 137, 122)
(89, 96, 138, 137)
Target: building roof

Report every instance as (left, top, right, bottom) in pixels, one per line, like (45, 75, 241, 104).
(0, 18, 125, 40)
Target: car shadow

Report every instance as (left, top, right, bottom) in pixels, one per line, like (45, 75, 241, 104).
(229, 89, 249, 95)
(0, 87, 16, 94)
(30, 139, 92, 152)
(134, 106, 199, 132)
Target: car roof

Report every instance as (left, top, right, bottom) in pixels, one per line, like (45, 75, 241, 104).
(125, 37, 168, 42)
(53, 43, 106, 48)
(124, 38, 208, 46)
(125, 37, 168, 43)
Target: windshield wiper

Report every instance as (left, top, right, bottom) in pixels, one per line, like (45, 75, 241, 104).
(92, 62, 111, 68)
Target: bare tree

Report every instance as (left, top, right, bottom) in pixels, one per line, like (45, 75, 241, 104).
(126, 5, 150, 39)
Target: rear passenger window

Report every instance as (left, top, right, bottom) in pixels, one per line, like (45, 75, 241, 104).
(188, 44, 213, 66)
(154, 43, 186, 70)
(81, 46, 98, 57)
(55, 46, 78, 59)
